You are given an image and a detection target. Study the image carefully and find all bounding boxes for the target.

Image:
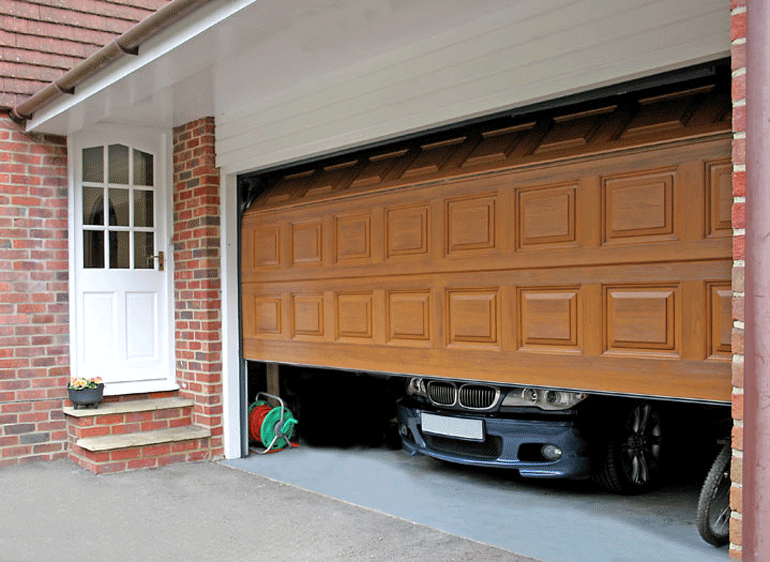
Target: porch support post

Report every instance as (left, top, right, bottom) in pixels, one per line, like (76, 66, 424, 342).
(743, 0, 770, 558)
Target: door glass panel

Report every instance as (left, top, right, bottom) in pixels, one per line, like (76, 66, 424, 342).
(109, 231, 130, 269)
(133, 149, 154, 186)
(82, 147, 104, 183)
(134, 190, 154, 228)
(83, 187, 104, 226)
(108, 144, 129, 184)
(134, 232, 154, 269)
(108, 188, 130, 227)
(83, 231, 104, 268)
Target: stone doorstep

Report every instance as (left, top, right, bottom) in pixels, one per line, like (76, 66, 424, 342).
(76, 425, 211, 452)
(63, 397, 194, 418)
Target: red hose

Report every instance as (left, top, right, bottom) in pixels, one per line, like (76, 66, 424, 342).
(249, 403, 272, 443)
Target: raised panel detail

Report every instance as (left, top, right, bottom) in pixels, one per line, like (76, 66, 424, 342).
(603, 170, 674, 244)
(83, 292, 115, 361)
(253, 296, 282, 337)
(387, 291, 430, 345)
(708, 282, 732, 359)
(336, 292, 373, 340)
(518, 288, 579, 350)
(447, 289, 499, 348)
(446, 194, 496, 255)
(605, 285, 677, 354)
(292, 294, 324, 339)
(335, 213, 371, 262)
(125, 292, 157, 360)
(706, 160, 733, 237)
(386, 204, 429, 258)
(292, 222, 323, 265)
(251, 227, 280, 268)
(517, 184, 576, 249)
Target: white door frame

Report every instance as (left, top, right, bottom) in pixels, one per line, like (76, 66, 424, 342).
(68, 125, 177, 396)
(221, 171, 244, 459)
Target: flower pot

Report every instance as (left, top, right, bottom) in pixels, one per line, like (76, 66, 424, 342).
(68, 384, 104, 410)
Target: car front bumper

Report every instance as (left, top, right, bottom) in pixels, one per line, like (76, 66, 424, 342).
(397, 402, 591, 479)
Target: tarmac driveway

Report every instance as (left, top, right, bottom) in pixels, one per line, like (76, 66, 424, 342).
(0, 459, 528, 562)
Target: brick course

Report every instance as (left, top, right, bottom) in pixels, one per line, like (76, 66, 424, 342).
(172, 116, 224, 459)
(0, 114, 69, 467)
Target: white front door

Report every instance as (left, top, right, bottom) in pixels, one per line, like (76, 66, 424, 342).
(72, 129, 175, 394)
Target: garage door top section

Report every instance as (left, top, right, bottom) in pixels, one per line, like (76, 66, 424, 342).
(241, 75, 732, 403)
(245, 79, 730, 215)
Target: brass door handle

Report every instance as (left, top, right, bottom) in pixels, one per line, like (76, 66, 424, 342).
(148, 251, 164, 271)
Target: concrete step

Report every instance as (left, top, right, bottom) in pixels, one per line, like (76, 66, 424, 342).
(63, 396, 194, 418)
(76, 425, 211, 452)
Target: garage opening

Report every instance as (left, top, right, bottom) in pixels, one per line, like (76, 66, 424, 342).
(234, 62, 733, 560)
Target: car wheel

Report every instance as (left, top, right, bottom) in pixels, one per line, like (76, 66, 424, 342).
(593, 401, 663, 494)
(696, 443, 731, 546)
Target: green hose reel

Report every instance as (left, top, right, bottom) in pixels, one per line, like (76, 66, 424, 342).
(248, 392, 298, 454)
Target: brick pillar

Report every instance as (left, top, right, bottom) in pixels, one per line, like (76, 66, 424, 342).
(730, 0, 746, 558)
(172, 117, 223, 459)
(0, 115, 69, 467)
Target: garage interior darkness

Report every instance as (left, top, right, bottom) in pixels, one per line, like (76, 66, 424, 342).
(234, 62, 732, 560)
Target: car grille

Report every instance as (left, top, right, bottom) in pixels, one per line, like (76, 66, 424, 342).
(426, 381, 498, 410)
(427, 381, 456, 406)
(459, 385, 498, 410)
(423, 433, 503, 460)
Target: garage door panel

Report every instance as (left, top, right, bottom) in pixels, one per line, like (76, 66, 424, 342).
(518, 287, 581, 351)
(385, 203, 431, 259)
(602, 168, 675, 244)
(604, 284, 679, 356)
(708, 282, 733, 360)
(516, 183, 578, 249)
(706, 159, 734, 238)
(242, 92, 732, 402)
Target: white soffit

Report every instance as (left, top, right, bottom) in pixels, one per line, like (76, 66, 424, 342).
(28, 0, 729, 175)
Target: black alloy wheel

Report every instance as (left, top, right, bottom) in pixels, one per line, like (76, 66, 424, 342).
(594, 401, 663, 494)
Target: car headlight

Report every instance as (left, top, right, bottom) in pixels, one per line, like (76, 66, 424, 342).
(406, 377, 427, 397)
(501, 387, 587, 410)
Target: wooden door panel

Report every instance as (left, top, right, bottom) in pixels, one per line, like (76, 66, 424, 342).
(242, 135, 732, 402)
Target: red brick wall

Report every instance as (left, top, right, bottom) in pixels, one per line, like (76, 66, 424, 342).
(730, 0, 746, 558)
(172, 116, 223, 459)
(0, 115, 69, 467)
(0, 0, 170, 108)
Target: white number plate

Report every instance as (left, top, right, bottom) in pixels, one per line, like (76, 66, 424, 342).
(421, 413, 484, 441)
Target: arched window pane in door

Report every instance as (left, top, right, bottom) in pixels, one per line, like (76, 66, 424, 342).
(81, 143, 156, 270)
(133, 149, 154, 186)
(108, 144, 129, 184)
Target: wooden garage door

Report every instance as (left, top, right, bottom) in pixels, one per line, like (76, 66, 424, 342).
(241, 81, 733, 403)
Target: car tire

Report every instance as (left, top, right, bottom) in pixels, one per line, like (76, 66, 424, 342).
(696, 443, 731, 547)
(593, 401, 663, 494)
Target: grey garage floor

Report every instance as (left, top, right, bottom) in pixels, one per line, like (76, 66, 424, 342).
(224, 444, 729, 562)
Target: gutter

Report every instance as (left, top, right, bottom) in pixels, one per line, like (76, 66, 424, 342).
(9, 0, 213, 124)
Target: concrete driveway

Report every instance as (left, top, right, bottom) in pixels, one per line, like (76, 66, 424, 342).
(0, 459, 528, 562)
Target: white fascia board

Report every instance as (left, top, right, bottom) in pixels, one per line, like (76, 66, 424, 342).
(25, 0, 258, 133)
